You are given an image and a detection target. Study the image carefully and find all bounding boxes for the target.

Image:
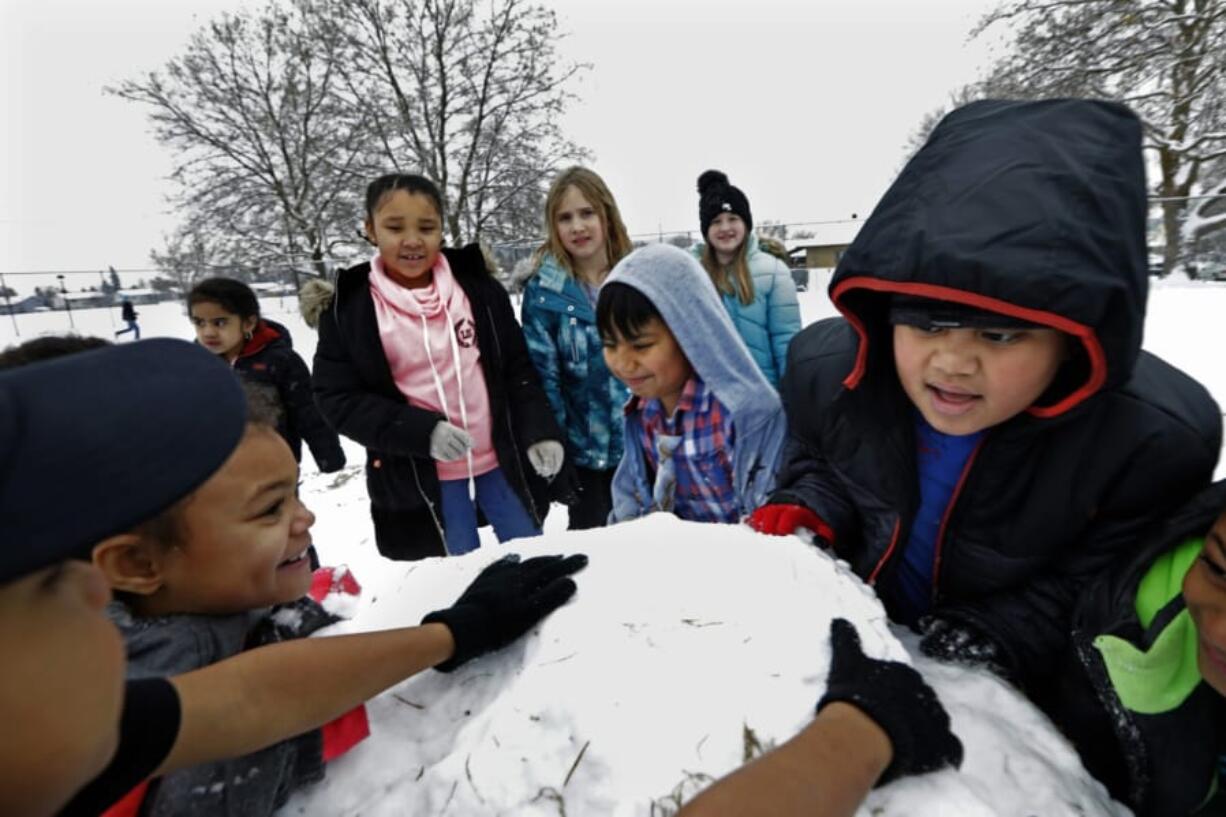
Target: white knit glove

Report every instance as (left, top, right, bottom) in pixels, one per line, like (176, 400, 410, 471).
(527, 440, 565, 479)
(429, 421, 473, 462)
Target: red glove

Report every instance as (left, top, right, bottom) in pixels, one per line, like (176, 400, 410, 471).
(100, 781, 150, 817)
(309, 566, 362, 603)
(748, 503, 835, 544)
(307, 566, 370, 761)
(321, 704, 370, 762)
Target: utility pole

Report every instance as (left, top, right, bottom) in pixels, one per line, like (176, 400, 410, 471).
(100, 270, 114, 327)
(57, 274, 75, 329)
(0, 273, 17, 337)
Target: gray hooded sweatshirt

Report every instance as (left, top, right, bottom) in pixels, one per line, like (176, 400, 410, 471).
(605, 244, 787, 522)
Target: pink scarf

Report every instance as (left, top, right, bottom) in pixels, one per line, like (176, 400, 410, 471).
(369, 253, 496, 482)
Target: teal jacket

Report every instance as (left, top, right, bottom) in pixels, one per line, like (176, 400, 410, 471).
(691, 234, 801, 388)
(521, 253, 629, 471)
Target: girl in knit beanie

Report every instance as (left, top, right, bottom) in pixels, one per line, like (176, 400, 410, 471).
(694, 170, 801, 388)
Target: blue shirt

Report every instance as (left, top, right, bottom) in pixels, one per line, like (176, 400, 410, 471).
(890, 414, 983, 623)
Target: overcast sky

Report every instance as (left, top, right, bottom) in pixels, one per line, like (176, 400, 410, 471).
(0, 0, 1001, 289)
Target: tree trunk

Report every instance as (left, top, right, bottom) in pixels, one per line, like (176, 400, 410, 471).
(1158, 146, 1194, 277)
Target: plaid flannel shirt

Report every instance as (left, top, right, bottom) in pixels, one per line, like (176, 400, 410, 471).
(631, 376, 738, 523)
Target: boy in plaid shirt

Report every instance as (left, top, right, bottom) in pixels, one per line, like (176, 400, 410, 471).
(598, 244, 787, 524)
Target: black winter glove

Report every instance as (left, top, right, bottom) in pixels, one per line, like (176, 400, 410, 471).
(549, 460, 583, 507)
(422, 553, 587, 672)
(252, 596, 341, 644)
(316, 450, 347, 474)
(817, 618, 963, 786)
(917, 615, 1009, 678)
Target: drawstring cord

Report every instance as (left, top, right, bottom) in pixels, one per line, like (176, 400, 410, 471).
(418, 305, 477, 501)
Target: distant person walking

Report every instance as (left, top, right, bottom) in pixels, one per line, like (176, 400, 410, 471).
(114, 299, 140, 340)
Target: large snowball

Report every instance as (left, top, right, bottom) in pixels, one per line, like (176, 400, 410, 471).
(289, 514, 1127, 816)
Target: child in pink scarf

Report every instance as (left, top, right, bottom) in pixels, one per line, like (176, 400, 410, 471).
(312, 174, 572, 558)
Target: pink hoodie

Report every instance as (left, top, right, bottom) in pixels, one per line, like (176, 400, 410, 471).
(369, 253, 497, 481)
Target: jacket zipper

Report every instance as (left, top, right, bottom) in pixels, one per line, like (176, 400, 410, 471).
(336, 267, 449, 551)
(930, 438, 986, 601)
(486, 303, 543, 527)
(867, 518, 902, 585)
(409, 456, 448, 552)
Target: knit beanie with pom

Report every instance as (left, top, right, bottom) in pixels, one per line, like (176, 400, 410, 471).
(697, 170, 753, 237)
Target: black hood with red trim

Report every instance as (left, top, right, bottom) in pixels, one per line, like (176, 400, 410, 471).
(831, 99, 1147, 415)
(238, 318, 293, 360)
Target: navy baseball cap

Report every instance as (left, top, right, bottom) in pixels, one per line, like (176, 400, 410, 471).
(0, 338, 247, 584)
(888, 293, 1042, 330)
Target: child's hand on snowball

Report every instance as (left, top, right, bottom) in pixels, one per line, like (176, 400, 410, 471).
(422, 553, 589, 672)
(818, 618, 963, 786)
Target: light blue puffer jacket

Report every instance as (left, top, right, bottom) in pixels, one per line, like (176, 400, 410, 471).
(521, 253, 629, 472)
(691, 234, 801, 388)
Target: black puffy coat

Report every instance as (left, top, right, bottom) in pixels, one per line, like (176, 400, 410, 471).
(1045, 481, 1226, 817)
(233, 318, 345, 472)
(312, 245, 562, 560)
(770, 100, 1222, 688)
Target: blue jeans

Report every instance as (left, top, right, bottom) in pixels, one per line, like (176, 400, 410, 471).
(115, 320, 140, 339)
(438, 467, 541, 556)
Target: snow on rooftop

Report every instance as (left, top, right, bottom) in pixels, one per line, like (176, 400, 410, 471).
(785, 220, 863, 250)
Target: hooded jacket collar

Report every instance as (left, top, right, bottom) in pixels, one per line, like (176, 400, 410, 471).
(237, 318, 290, 360)
(604, 244, 781, 432)
(830, 99, 1148, 419)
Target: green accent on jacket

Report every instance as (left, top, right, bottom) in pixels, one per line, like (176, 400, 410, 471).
(1093, 537, 1204, 715)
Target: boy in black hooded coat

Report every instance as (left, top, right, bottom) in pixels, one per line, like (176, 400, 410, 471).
(750, 100, 1222, 693)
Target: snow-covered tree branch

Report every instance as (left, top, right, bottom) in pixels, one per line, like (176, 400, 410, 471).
(110, 1, 372, 277)
(974, 0, 1226, 275)
(328, 0, 590, 247)
(111, 0, 587, 276)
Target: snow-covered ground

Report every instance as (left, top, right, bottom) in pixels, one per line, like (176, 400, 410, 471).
(7, 275, 1225, 814)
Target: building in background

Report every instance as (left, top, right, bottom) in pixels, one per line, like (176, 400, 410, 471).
(787, 220, 863, 269)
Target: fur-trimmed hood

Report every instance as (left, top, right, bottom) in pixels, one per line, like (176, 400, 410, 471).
(298, 277, 336, 330)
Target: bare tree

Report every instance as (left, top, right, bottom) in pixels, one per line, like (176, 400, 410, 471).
(110, 0, 372, 277)
(1182, 158, 1226, 258)
(329, 0, 589, 246)
(148, 227, 250, 291)
(974, 0, 1226, 274)
(758, 220, 789, 241)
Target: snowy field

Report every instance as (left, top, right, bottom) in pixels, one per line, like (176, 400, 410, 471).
(6, 274, 1226, 814)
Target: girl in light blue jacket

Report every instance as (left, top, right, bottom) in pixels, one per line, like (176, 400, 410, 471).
(692, 170, 801, 388)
